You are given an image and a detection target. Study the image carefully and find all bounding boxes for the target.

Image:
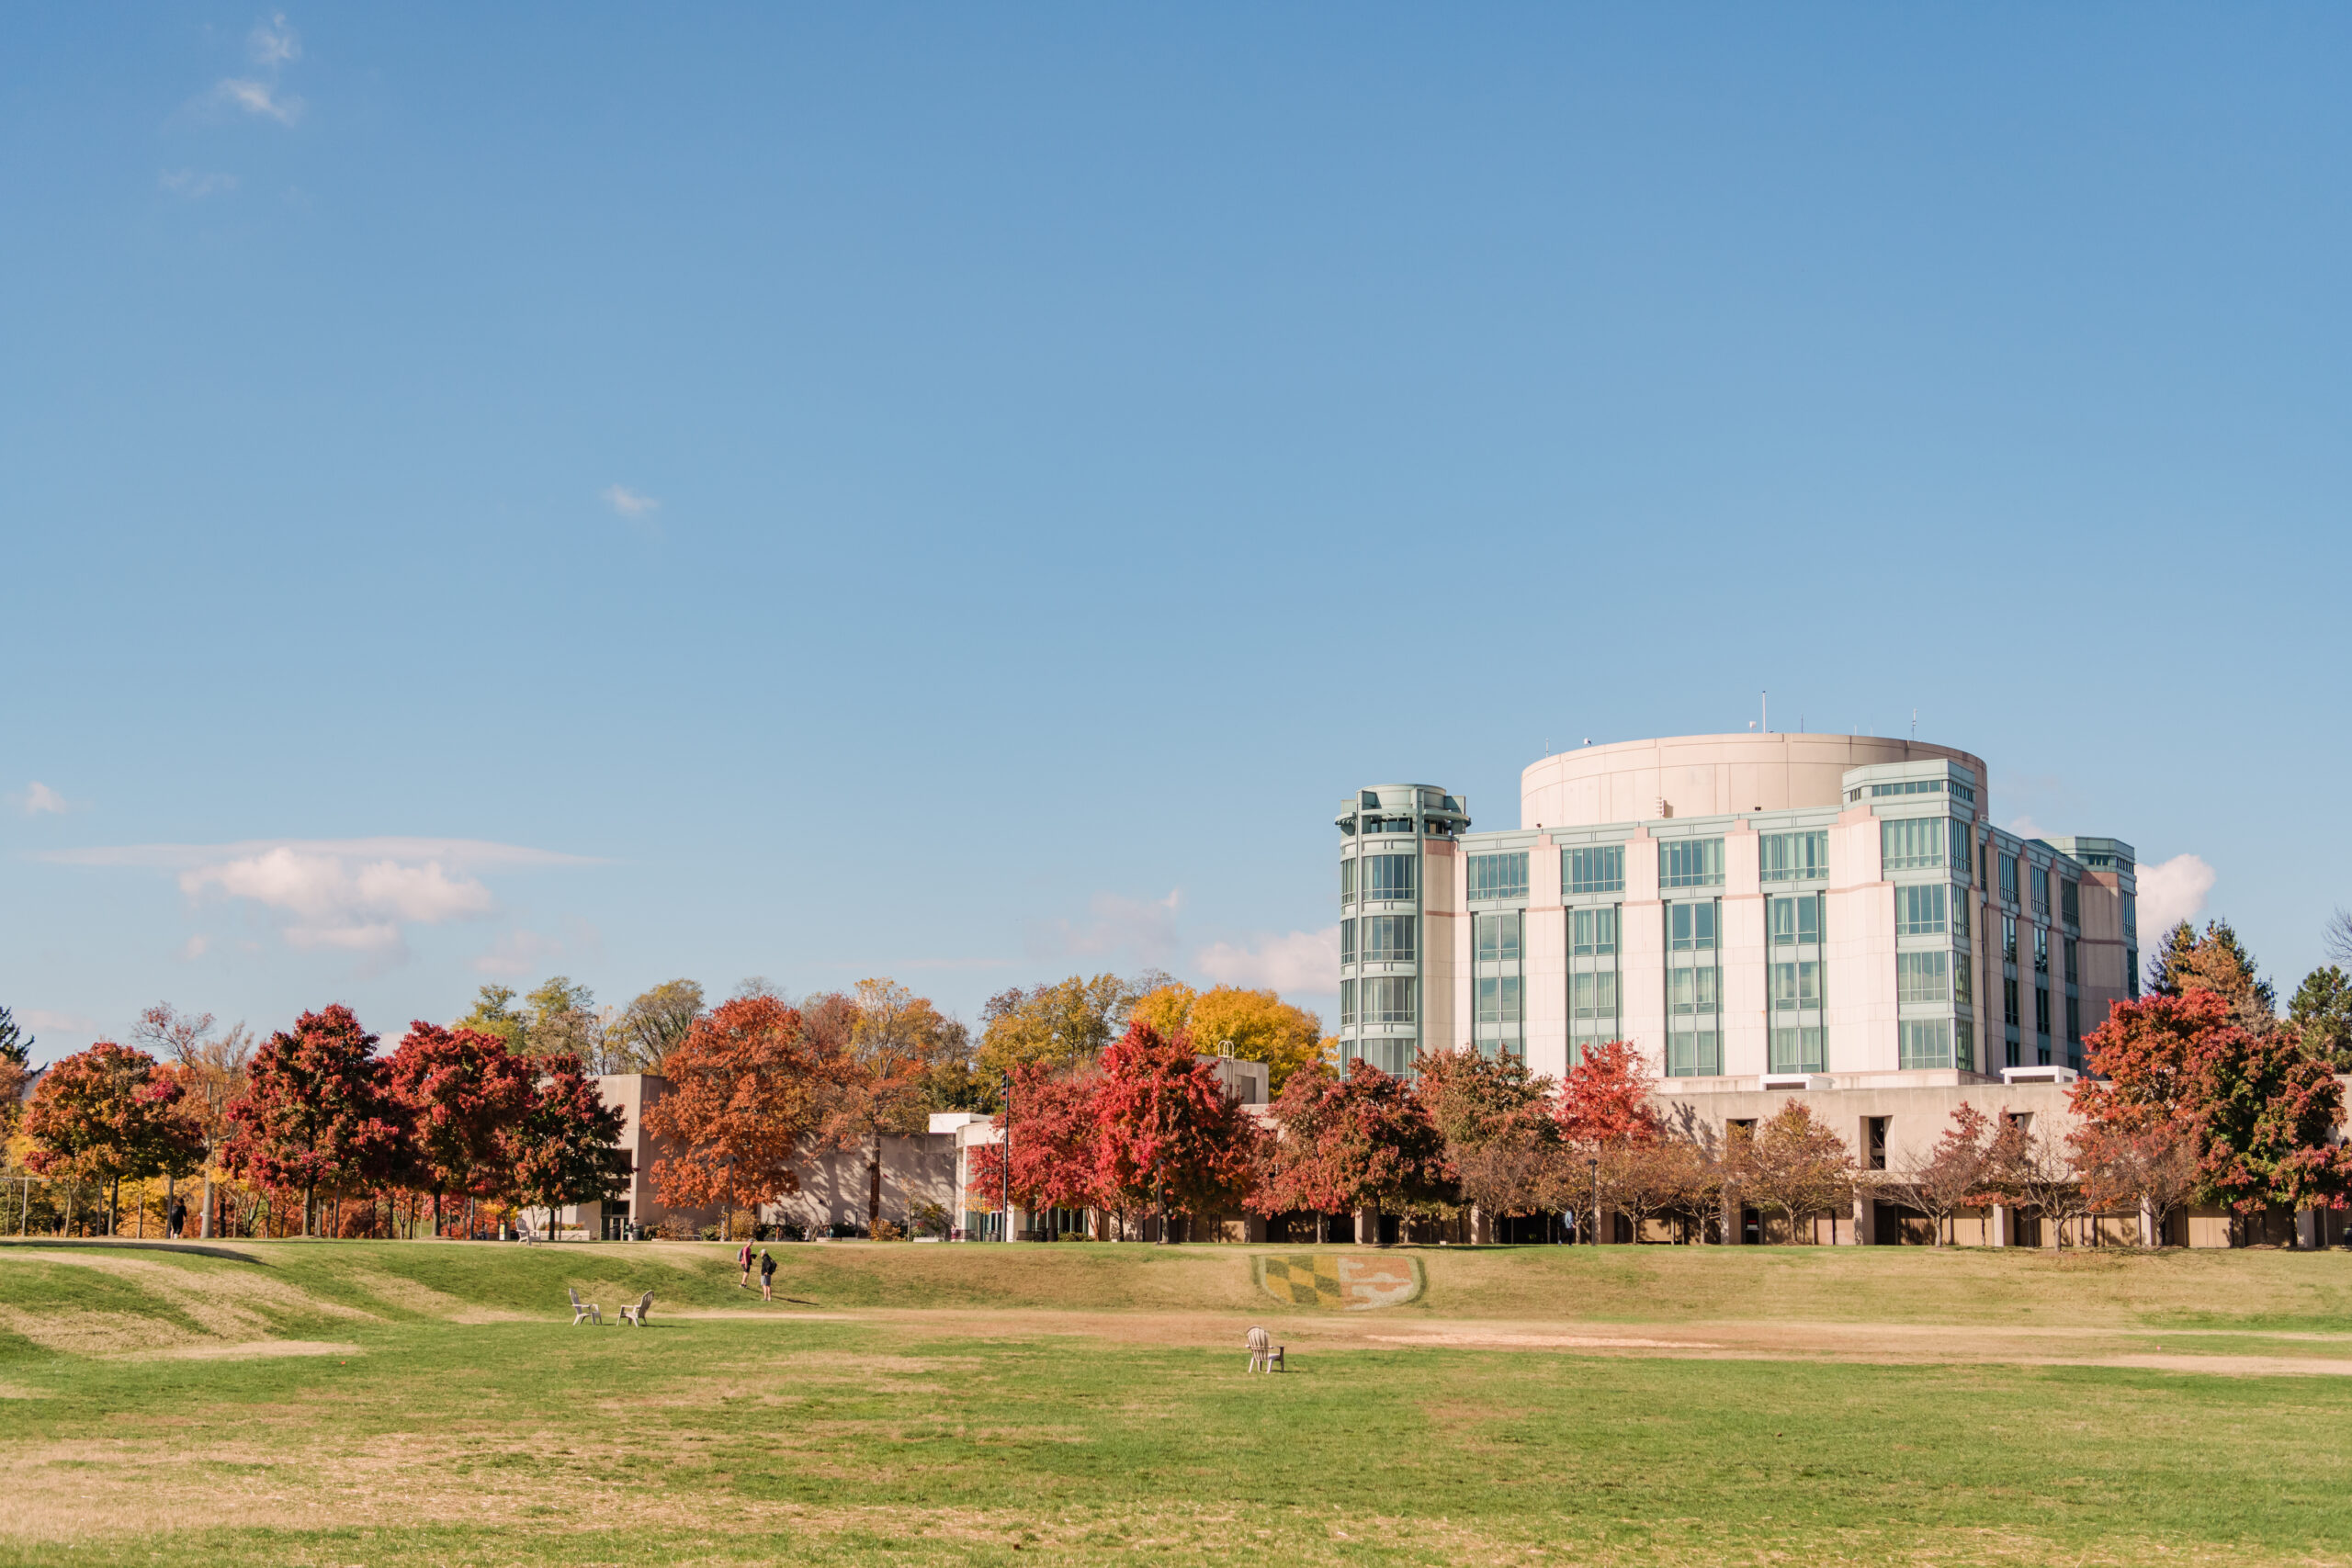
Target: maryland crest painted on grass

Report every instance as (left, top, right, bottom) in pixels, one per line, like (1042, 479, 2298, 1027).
(1255, 1252, 1423, 1310)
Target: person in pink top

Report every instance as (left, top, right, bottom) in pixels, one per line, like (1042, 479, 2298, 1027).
(738, 1237, 754, 1288)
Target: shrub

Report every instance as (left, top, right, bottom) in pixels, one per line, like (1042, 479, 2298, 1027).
(869, 1218, 905, 1241)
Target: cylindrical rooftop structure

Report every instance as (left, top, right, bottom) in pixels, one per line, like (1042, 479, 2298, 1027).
(1521, 732, 1987, 830)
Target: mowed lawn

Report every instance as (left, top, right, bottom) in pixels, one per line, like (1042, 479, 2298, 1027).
(2, 1241, 2350, 1566)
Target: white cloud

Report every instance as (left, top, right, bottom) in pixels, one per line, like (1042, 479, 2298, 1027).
(180, 935, 209, 960)
(160, 169, 239, 198)
(1034, 889, 1182, 964)
(473, 927, 567, 977)
(22, 1010, 98, 1036)
(2137, 853, 2217, 940)
(1195, 927, 1340, 996)
(43, 836, 593, 962)
(13, 782, 71, 816)
(216, 78, 302, 125)
(604, 484, 661, 517)
(250, 13, 300, 68)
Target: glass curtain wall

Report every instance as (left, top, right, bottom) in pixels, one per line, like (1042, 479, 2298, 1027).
(1665, 898, 1721, 1076)
(1562, 843, 1625, 1065)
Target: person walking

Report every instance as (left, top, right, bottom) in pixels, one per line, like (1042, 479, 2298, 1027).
(738, 1237, 755, 1288)
(167, 1197, 187, 1240)
(758, 1247, 776, 1303)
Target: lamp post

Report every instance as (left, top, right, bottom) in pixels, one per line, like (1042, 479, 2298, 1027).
(1000, 1069, 1012, 1243)
(1588, 1156, 1600, 1247)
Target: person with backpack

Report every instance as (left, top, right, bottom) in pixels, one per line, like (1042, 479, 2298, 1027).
(738, 1237, 754, 1288)
(758, 1247, 776, 1303)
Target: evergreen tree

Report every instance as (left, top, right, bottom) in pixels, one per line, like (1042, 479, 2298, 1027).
(0, 1005, 32, 1068)
(2147, 919, 2276, 1033)
(2289, 965, 2352, 1071)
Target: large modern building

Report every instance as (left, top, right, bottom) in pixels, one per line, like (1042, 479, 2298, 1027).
(1337, 732, 2143, 1089)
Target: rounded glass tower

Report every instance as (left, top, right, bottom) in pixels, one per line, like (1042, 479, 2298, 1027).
(1336, 784, 1468, 1076)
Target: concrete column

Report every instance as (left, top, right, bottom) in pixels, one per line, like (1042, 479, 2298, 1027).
(1356, 1207, 1379, 1245)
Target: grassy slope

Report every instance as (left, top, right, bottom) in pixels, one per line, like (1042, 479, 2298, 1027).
(3, 1241, 2351, 1565)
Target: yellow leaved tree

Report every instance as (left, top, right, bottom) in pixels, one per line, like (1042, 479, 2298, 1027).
(1130, 982, 1333, 1091)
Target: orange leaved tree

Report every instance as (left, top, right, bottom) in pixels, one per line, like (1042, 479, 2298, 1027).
(642, 995, 821, 1225)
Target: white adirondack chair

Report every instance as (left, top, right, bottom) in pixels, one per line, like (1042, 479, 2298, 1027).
(1246, 1325, 1283, 1372)
(619, 1291, 654, 1327)
(568, 1287, 601, 1325)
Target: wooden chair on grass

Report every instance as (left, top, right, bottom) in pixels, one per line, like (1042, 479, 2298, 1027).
(619, 1292, 654, 1327)
(568, 1288, 601, 1325)
(1246, 1325, 1284, 1372)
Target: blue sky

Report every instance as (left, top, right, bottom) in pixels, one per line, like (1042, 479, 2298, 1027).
(6, 6, 2349, 1063)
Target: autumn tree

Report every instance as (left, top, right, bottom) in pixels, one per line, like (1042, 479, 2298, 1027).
(522, 976, 604, 1066)
(1555, 1040, 1662, 1150)
(0, 1005, 32, 1130)
(504, 1055, 632, 1238)
(1251, 1060, 1454, 1235)
(2287, 965, 2352, 1071)
(385, 1021, 535, 1236)
(1130, 981, 1333, 1091)
(2146, 919, 2277, 1033)
(1088, 1022, 1262, 1240)
(454, 985, 529, 1048)
(642, 995, 821, 1223)
(2074, 1118, 2201, 1246)
(1983, 1114, 2092, 1247)
(966, 1062, 1108, 1224)
(2074, 989, 2352, 1224)
(221, 1006, 407, 1237)
(1883, 1102, 1992, 1247)
(610, 979, 706, 1074)
(22, 1043, 204, 1235)
(1414, 1047, 1573, 1228)
(1729, 1101, 1854, 1244)
(811, 978, 971, 1233)
(978, 973, 1153, 1078)
(131, 1003, 254, 1239)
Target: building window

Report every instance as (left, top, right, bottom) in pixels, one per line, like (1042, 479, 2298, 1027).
(2064, 938, 2078, 985)
(1897, 952, 1950, 1005)
(1770, 1027, 1826, 1074)
(1952, 895, 1971, 942)
(1899, 1019, 1954, 1070)
(1571, 906, 1618, 956)
(1361, 915, 1416, 964)
(2034, 926, 2049, 976)
(1669, 901, 1718, 951)
(2121, 893, 2138, 944)
(1476, 911, 1522, 962)
(1363, 853, 1416, 904)
(2032, 869, 2051, 920)
(1772, 961, 1823, 1012)
(1999, 853, 2019, 904)
(1340, 919, 1355, 964)
(1882, 818, 1948, 871)
(2036, 985, 2052, 1038)
(1894, 884, 1947, 937)
(1340, 859, 1356, 906)
(1770, 894, 1824, 945)
(1339, 979, 1357, 1026)
(1951, 819, 1973, 883)
(1571, 970, 1619, 1026)
(2062, 878, 2081, 926)
(1362, 977, 1416, 1025)
(2004, 976, 2021, 1029)
(1467, 851, 1530, 903)
(2066, 993, 2082, 1044)
(1760, 830, 1829, 883)
(1954, 961, 1973, 1006)
(2127, 948, 2140, 999)
(1659, 838, 1725, 888)
(1476, 976, 1522, 1025)
(2002, 916, 2018, 964)
(1565, 845, 1625, 895)
(1666, 1031, 1721, 1077)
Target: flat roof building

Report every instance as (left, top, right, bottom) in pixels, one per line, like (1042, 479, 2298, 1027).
(1337, 732, 2142, 1089)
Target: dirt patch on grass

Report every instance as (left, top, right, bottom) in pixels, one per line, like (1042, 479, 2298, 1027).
(341, 1268, 526, 1324)
(11, 1311, 207, 1358)
(144, 1340, 362, 1361)
(3, 1250, 376, 1344)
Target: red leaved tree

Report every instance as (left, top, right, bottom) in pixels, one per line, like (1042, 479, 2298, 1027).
(2073, 988, 2352, 1224)
(1886, 1101, 1993, 1247)
(22, 1043, 205, 1235)
(966, 1061, 1107, 1222)
(1090, 1022, 1262, 1240)
(1555, 1040, 1662, 1150)
(385, 1021, 535, 1237)
(1414, 1047, 1574, 1224)
(1250, 1059, 1454, 1234)
(220, 1006, 407, 1237)
(504, 1055, 632, 1238)
(643, 995, 820, 1223)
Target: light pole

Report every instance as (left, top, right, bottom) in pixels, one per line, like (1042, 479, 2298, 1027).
(1000, 1069, 1012, 1244)
(1587, 1156, 1600, 1247)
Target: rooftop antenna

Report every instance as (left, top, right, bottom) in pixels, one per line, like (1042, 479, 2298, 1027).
(1911, 707, 1918, 740)
(1761, 690, 1769, 734)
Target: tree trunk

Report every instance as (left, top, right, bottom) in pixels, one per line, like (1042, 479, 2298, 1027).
(304, 1180, 315, 1239)
(199, 1175, 213, 1239)
(867, 1128, 883, 1233)
(109, 1176, 120, 1237)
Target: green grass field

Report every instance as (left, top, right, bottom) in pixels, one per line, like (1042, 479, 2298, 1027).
(4, 1238, 2351, 1565)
